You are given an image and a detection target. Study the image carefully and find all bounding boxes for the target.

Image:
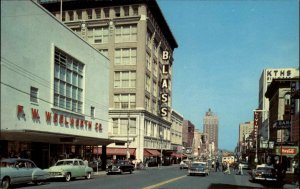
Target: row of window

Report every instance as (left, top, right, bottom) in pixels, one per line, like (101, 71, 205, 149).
(112, 118, 136, 135)
(61, 5, 139, 22)
(85, 25, 137, 44)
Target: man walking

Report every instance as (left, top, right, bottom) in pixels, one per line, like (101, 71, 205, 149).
(215, 160, 220, 172)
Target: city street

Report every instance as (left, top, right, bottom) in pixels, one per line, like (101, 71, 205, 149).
(8, 165, 288, 189)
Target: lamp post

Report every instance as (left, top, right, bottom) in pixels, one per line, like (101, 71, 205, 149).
(159, 129, 163, 167)
(127, 113, 130, 160)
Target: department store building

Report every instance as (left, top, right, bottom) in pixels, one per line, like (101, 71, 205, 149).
(1, 1, 112, 168)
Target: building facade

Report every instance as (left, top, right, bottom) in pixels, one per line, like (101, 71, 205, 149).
(203, 108, 219, 154)
(1, 1, 111, 168)
(41, 0, 178, 161)
(170, 109, 184, 152)
(182, 120, 195, 152)
(258, 68, 299, 140)
(265, 78, 299, 170)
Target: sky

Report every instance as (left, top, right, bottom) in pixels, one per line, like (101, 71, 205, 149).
(157, 0, 299, 151)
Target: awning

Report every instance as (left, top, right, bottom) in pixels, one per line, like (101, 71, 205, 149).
(171, 152, 185, 158)
(144, 149, 161, 157)
(93, 147, 136, 156)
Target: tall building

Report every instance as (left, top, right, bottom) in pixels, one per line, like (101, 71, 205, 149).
(182, 120, 195, 152)
(238, 121, 254, 154)
(203, 108, 219, 154)
(41, 0, 178, 161)
(258, 68, 299, 140)
(1, 1, 111, 168)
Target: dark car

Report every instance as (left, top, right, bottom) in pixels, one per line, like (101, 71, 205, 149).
(250, 164, 278, 183)
(106, 160, 134, 175)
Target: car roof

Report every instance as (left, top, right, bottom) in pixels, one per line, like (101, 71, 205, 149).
(0, 158, 33, 163)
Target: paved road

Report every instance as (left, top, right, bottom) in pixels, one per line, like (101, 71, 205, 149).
(10, 165, 298, 189)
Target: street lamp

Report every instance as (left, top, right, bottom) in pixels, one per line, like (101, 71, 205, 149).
(126, 113, 130, 160)
(159, 129, 163, 167)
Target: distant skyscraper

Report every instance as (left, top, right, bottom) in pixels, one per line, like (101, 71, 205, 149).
(203, 109, 219, 154)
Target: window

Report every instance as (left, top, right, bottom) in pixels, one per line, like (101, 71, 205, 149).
(87, 9, 92, 19)
(132, 5, 138, 16)
(30, 87, 38, 103)
(145, 75, 150, 92)
(115, 25, 137, 42)
(77, 10, 82, 20)
(115, 7, 120, 17)
(99, 49, 108, 58)
(91, 106, 95, 118)
(145, 96, 150, 111)
(146, 53, 151, 70)
(114, 48, 137, 65)
(113, 118, 118, 134)
(104, 8, 109, 18)
(114, 71, 136, 88)
(54, 48, 84, 113)
(87, 27, 109, 44)
(95, 8, 101, 19)
(123, 6, 129, 16)
(129, 118, 136, 134)
(68, 11, 74, 21)
(114, 94, 136, 109)
(62, 12, 65, 21)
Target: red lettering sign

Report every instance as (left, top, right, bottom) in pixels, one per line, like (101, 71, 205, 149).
(17, 105, 24, 115)
(53, 113, 58, 123)
(281, 148, 296, 155)
(64, 117, 69, 125)
(70, 118, 74, 126)
(31, 108, 40, 119)
(45, 112, 51, 122)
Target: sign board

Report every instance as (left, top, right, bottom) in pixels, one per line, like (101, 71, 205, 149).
(272, 120, 291, 129)
(275, 146, 298, 157)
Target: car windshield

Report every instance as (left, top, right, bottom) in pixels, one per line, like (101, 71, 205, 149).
(56, 160, 73, 166)
(191, 163, 204, 168)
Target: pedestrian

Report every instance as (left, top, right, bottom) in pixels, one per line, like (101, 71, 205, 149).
(212, 160, 215, 169)
(215, 160, 220, 172)
(224, 162, 231, 174)
(238, 163, 243, 175)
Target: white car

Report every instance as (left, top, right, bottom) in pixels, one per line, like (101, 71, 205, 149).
(179, 159, 191, 169)
(0, 158, 48, 189)
(47, 159, 93, 182)
(238, 161, 249, 169)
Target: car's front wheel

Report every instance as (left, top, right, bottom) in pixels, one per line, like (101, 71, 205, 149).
(65, 173, 71, 182)
(86, 172, 91, 179)
(1, 177, 10, 189)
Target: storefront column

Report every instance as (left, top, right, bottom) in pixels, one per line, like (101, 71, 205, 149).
(101, 145, 107, 170)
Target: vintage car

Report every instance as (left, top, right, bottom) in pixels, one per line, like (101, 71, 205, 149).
(0, 158, 48, 189)
(106, 160, 134, 175)
(179, 159, 191, 169)
(47, 159, 93, 182)
(238, 161, 249, 170)
(250, 164, 278, 183)
(188, 162, 210, 176)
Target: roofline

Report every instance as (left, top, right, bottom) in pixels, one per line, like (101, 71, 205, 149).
(39, 0, 178, 49)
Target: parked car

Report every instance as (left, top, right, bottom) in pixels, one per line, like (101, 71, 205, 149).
(0, 158, 48, 189)
(180, 159, 191, 169)
(250, 164, 278, 183)
(106, 160, 134, 175)
(47, 159, 93, 182)
(188, 162, 210, 176)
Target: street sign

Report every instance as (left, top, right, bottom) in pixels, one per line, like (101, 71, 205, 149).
(272, 120, 291, 129)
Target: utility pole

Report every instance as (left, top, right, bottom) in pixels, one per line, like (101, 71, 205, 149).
(127, 112, 130, 160)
